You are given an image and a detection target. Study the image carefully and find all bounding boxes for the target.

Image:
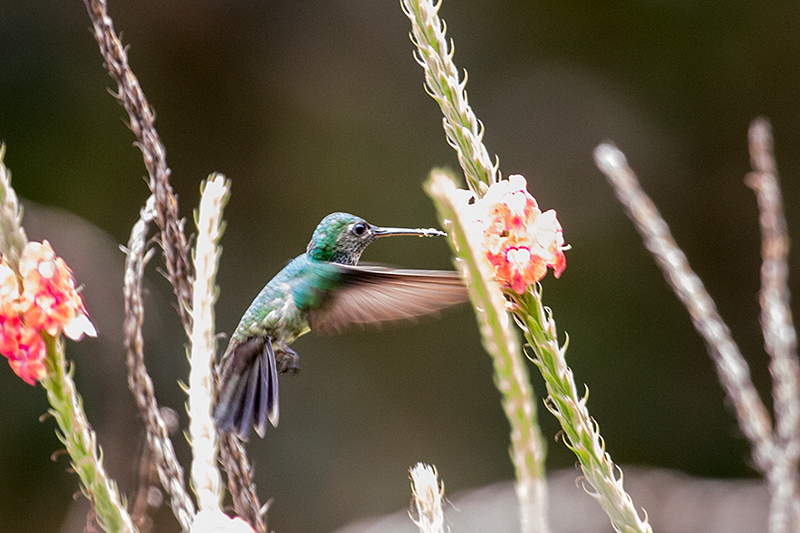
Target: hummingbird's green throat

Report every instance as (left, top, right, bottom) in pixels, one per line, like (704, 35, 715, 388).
(214, 212, 468, 438)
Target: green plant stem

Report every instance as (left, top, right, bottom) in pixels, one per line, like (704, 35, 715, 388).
(513, 288, 653, 533)
(427, 171, 549, 533)
(40, 334, 136, 533)
(402, 0, 498, 193)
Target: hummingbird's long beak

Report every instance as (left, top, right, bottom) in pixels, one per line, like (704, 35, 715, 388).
(372, 226, 447, 238)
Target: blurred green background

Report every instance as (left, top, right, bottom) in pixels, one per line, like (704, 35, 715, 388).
(2, 0, 799, 531)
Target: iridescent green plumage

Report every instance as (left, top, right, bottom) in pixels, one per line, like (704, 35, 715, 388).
(214, 212, 468, 438)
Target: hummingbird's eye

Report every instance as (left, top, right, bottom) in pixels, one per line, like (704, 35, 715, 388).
(351, 222, 368, 236)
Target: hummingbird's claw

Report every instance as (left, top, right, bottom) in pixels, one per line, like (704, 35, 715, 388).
(276, 346, 300, 374)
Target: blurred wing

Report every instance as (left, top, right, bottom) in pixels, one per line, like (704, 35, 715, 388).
(306, 265, 468, 334)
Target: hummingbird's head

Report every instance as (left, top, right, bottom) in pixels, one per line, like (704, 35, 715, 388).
(306, 212, 447, 265)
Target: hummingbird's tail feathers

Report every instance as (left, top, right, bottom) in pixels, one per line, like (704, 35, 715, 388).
(306, 266, 469, 334)
(255, 339, 280, 436)
(214, 337, 280, 439)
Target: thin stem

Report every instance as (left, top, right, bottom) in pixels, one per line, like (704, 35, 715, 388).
(83, 0, 198, 526)
(594, 141, 798, 532)
(123, 196, 196, 532)
(83, 0, 193, 336)
(746, 118, 800, 448)
(745, 117, 800, 531)
(594, 143, 775, 464)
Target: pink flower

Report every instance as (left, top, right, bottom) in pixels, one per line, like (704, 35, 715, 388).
(473, 175, 566, 294)
(0, 297, 23, 358)
(0, 241, 96, 385)
(0, 265, 23, 355)
(486, 235, 548, 294)
(0, 264, 47, 384)
(482, 174, 539, 232)
(17, 241, 96, 340)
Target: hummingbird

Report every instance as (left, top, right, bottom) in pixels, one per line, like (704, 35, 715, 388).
(214, 212, 469, 438)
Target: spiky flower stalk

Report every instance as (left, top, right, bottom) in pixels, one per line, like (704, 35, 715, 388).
(83, 0, 200, 527)
(187, 175, 229, 513)
(407, 0, 651, 530)
(123, 195, 196, 531)
(401, 0, 499, 193)
(514, 287, 653, 533)
(596, 133, 800, 532)
(41, 335, 137, 533)
(427, 171, 549, 533)
(407, 0, 550, 529)
(0, 145, 27, 272)
(746, 118, 800, 530)
(593, 143, 775, 472)
(409, 463, 445, 533)
(745, 119, 800, 451)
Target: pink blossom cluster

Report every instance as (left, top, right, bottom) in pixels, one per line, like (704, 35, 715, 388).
(0, 241, 95, 384)
(466, 175, 566, 294)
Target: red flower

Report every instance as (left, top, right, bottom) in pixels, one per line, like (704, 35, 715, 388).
(473, 175, 566, 294)
(0, 241, 95, 385)
(8, 328, 47, 385)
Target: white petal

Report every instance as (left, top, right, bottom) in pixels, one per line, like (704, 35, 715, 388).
(63, 312, 97, 340)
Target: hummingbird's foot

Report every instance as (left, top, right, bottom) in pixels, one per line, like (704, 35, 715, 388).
(276, 347, 300, 374)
